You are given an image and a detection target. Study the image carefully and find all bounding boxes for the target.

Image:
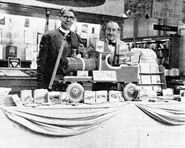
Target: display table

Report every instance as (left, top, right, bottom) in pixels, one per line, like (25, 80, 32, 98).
(0, 101, 184, 148)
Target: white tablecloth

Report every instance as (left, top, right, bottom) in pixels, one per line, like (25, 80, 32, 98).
(0, 101, 184, 148)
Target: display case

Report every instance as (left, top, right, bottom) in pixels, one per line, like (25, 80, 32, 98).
(0, 68, 37, 95)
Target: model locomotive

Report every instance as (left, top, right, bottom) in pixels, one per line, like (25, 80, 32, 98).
(60, 42, 139, 102)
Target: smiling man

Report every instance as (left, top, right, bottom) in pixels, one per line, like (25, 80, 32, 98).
(103, 21, 129, 65)
(37, 8, 82, 90)
(88, 21, 129, 65)
(104, 21, 120, 43)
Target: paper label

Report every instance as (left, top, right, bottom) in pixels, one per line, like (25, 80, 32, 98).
(93, 71, 117, 82)
(95, 40, 104, 52)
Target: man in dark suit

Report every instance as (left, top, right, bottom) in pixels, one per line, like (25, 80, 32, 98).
(37, 8, 82, 90)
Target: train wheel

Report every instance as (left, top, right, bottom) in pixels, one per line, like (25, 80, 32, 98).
(123, 83, 139, 101)
(66, 82, 84, 103)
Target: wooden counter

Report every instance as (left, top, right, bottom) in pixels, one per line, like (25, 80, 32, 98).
(0, 68, 37, 94)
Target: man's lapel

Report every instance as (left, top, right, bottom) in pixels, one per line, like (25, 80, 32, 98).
(54, 29, 67, 52)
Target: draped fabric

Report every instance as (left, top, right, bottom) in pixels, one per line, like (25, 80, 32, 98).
(1, 102, 185, 137)
(1, 103, 125, 136)
(136, 103, 185, 125)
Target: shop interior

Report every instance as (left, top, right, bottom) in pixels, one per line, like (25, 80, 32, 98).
(0, 2, 183, 93)
(0, 1, 185, 148)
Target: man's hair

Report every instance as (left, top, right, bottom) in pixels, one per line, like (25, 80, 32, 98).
(59, 8, 76, 17)
(103, 21, 120, 32)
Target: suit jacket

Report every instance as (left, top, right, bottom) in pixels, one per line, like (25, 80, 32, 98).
(37, 28, 81, 89)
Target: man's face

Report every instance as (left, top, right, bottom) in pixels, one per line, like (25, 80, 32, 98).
(105, 22, 120, 41)
(60, 11, 75, 30)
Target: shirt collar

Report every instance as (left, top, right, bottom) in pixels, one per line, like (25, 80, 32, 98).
(59, 26, 70, 35)
(109, 40, 116, 43)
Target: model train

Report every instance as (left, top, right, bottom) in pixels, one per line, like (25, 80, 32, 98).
(59, 43, 139, 102)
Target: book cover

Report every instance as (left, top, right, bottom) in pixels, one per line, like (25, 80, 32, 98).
(6, 45, 17, 59)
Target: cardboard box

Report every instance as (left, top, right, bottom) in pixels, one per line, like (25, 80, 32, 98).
(47, 91, 61, 104)
(20, 90, 33, 104)
(60, 92, 70, 103)
(95, 91, 107, 103)
(109, 90, 124, 102)
(180, 90, 185, 102)
(34, 89, 48, 103)
(84, 90, 96, 104)
(0, 95, 16, 106)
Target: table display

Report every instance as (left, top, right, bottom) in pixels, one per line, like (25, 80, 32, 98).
(0, 100, 184, 148)
(0, 46, 184, 148)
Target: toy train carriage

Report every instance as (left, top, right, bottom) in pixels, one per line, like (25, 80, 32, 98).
(62, 50, 139, 102)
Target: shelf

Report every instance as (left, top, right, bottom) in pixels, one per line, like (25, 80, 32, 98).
(139, 72, 163, 75)
(137, 83, 165, 86)
(0, 59, 32, 68)
(0, 68, 37, 77)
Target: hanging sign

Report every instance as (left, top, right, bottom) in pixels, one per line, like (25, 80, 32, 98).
(153, 24, 178, 32)
(152, 0, 182, 20)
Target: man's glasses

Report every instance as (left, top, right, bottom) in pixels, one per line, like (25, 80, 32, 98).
(106, 28, 119, 33)
(62, 15, 75, 21)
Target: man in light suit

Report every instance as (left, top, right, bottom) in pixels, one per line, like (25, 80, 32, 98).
(89, 21, 129, 66)
(103, 21, 129, 65)
(37, 8, 82, 90)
